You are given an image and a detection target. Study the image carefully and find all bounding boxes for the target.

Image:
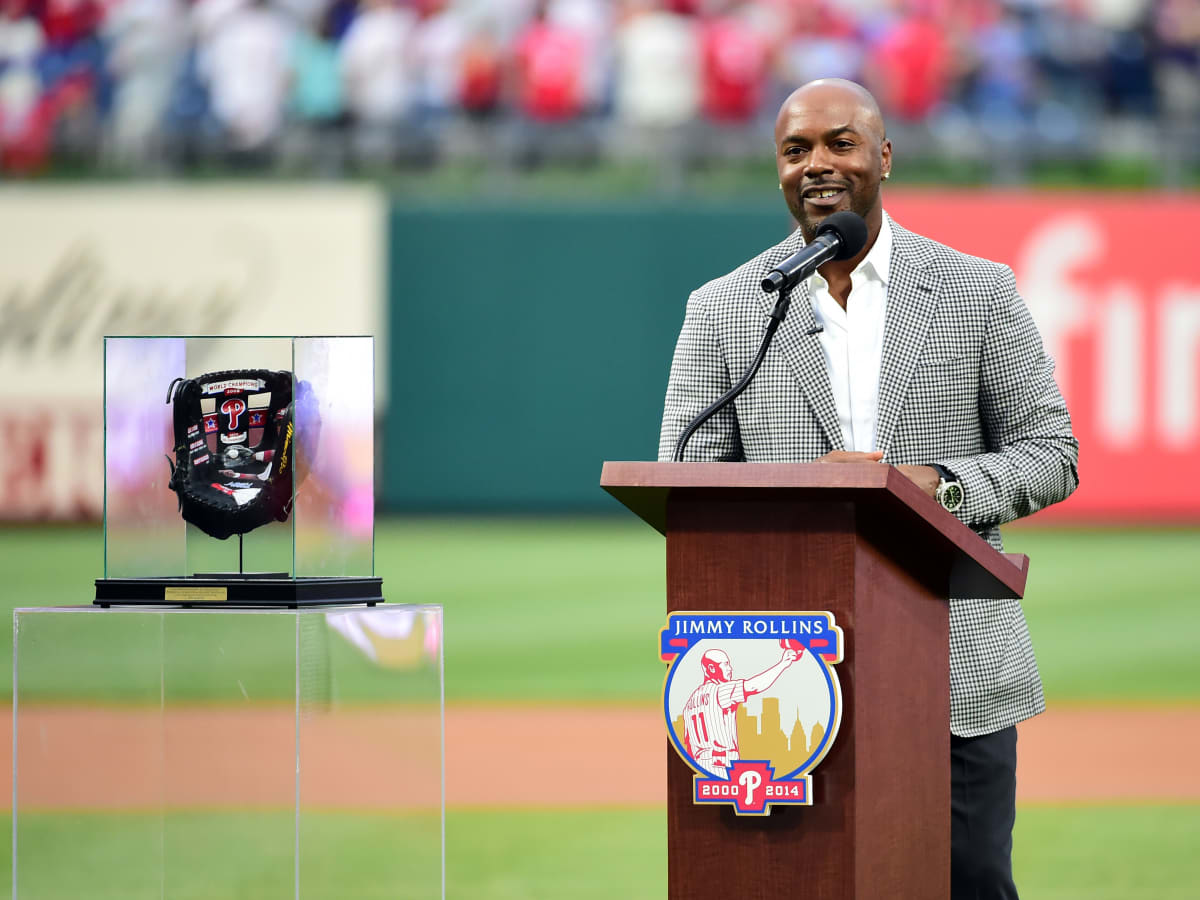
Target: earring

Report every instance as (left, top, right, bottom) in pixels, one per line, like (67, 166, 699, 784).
(778, 183, 783, 190)
(882, 172, 890, 180)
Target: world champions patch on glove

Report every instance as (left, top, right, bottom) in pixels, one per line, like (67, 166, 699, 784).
(166, 369, 317, 541)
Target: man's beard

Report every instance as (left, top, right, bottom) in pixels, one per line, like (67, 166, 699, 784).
(795, 184, 879, 243)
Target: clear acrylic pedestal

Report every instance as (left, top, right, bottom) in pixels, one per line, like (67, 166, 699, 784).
(13, 604, 444, 899)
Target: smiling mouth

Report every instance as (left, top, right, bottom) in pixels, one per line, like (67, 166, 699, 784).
(803, 186, 847, 204)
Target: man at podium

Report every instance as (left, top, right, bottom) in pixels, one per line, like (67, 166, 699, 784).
(658, 79, 1078, 900)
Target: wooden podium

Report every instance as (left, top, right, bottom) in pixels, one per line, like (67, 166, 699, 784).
(600, 462, 1028, 900)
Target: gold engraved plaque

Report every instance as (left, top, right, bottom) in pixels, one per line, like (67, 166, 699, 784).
(164, 586, 228, 603)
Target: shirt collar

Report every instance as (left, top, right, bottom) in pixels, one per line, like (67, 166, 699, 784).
(809, 210, 893, 289)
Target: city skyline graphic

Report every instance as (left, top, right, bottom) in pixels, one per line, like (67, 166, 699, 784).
(673, 696, 828, 777)
(666, 636, 839, 778)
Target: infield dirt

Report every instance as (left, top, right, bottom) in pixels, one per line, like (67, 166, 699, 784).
(6, 704, 1199, 809)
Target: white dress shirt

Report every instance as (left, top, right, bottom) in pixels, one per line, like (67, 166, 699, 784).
(807, 212, 893, 452)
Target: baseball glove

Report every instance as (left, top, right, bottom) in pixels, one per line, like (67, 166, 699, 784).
(166, 369, 309, 541)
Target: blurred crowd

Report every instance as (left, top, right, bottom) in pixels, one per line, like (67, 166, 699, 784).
(0, 0, 1198, 174)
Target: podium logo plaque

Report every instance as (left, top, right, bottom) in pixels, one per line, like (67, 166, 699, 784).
(660, 612, 844, 815)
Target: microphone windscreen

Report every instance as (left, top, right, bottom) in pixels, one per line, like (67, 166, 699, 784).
(816, 211, 869, 260)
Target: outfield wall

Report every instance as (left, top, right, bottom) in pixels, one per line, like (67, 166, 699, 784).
(2, 187, 1197, 520)
(384, 201, 790, 511)
(385, 193, 1200, 520)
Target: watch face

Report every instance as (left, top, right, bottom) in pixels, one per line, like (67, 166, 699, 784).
(938, 481, 964, 512)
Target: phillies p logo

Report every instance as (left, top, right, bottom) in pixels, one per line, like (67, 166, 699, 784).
(220, 398, 247, 430)
(738, 768, 762, 806)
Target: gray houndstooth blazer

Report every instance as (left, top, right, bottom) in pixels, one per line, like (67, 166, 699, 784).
(658, 216, 1079, 737)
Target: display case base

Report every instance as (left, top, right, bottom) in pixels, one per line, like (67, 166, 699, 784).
(94, 575, 384, 607)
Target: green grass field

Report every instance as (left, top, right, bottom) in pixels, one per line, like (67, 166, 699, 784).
(6, 806, 1200, 899)
(2, 518, 1198, 898)
(4, 518, 1199, 703)
(8, 811, 442, 899)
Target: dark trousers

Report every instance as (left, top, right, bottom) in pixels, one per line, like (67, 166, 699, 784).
(951, 726, 1019, 900)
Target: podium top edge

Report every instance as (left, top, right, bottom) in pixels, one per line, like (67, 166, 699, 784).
(600, 460, 891, 490)
(599, 461, 1028, 599)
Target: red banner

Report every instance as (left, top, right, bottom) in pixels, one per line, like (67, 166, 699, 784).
(0, 406, 102, 520)
(887, 191, 1200, 521)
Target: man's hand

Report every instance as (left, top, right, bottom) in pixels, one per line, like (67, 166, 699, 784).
(814, 450, 884, 463)
(814, 451, 940, 499)
(895, 464, 940, 499)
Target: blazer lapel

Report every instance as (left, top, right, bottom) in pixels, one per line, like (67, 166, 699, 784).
(874, 224, 940, 458)
(757, 232, 844, 452)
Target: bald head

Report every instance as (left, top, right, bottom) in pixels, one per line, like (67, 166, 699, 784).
(774, 78, 892, 245)
(701, 649, 732, 683)
(776, 79, 886, 143)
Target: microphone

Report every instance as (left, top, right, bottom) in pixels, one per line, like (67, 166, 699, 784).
(761, 211, 869, 294)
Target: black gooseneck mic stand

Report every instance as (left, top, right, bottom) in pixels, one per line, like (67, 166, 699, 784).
(672, 284, 796, 462)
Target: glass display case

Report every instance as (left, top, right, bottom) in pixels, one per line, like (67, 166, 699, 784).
(98, 336, 378, 605)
